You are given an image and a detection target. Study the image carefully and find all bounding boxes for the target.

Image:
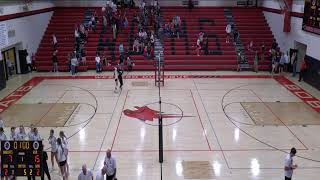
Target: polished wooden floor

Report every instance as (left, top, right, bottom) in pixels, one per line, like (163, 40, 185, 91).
(1, 71, 320, 180)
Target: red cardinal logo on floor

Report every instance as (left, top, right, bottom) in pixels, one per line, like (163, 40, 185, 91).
(123, 106, 184, 121)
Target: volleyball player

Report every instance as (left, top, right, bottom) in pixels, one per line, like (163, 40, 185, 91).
(16, 125, 27, 140)
(59, 131, 69, 176)
(48, 129, 58, 170)
(32, 128, 42, 141)
(57, 138, 68, 180)
(10, 127, 17, 140)
(27, 124, 35, 140)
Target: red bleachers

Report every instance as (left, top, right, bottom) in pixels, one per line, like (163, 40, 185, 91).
(35, 7, 274, 71)
(35, 8, 86, 72)
(232, 8, 274, 69)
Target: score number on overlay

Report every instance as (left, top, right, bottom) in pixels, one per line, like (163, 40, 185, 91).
(1, 141, 43, 177)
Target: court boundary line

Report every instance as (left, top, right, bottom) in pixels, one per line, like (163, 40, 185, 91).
(111, 89, 212, 152)
(110, 91, 129, 151)
(1, 75, 319, 114)
(249, 89, 309, 150)
(191, 90, 212, 150)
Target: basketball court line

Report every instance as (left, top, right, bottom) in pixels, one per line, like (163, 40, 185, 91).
(190, 90, 212, 151)
(192, 78, 231, 169)
(1, 75, 319, 114)
(110, 89, 212, 151)
(110, 91, 129, 151)
(91, 88, 124, 170)
(249, 89, 309, 150)
(35, 91, 68, 126)
(1, 75, 320, 168)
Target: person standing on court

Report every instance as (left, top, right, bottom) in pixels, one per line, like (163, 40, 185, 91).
(48, 129, 58, 170)
(299, 59, 307, 82)
(113, 67, 119, 92)
(0, 127, 7, 141)
(16, 125, 27, 140)
(117, 65, 124, 89)
(57, 138, 68, 180)
(284, 148, 298, 180)
(78, 164, 93, 180)
(104, 149, 117, 180)
(10, 127, 17, 140)
(41, 145, 51, 180)
(96, 53, 102, 73)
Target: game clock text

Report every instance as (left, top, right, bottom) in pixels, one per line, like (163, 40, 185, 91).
(1, 141, 43, 177)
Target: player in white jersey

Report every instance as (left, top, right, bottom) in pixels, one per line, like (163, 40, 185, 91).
(0, 127, 7, 141)
(32, 128, 42, 141)
(16, 125, 27, 140)
(59, 131, 69, 176)
(0, 116, 4, 128)
(10, 127, 17, 140)
(27, 124, 35, 140)
(48, 129, 58, 170)
(57, 138, 68, 180)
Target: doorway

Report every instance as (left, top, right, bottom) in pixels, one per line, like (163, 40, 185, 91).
(1, 47, 17, 79)
(294, 41, 307, 72)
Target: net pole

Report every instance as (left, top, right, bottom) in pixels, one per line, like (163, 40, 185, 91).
(158, 51, 163, 164)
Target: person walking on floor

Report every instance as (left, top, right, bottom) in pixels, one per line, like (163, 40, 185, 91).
(284, 148, 298, 180)
(78, 164, 93, 180)
(104, 149, 117, 180)
(113, 67, 119, 92)
(117, 66, 123, 90)
(299, 59, 307, 82)
(52, 50, 59, 72)
(96, 53, 102, 73)
(291, 52, 297, 77)
(26, 53, 32, 72)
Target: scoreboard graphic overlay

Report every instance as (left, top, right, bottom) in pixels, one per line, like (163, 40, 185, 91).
(302, 0, 320, 34)
(1, 141, 43, 177)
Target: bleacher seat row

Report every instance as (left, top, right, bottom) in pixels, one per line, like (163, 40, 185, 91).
(35, 7, 275, 71)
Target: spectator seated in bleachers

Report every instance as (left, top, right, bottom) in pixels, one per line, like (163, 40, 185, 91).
(133, 37, 141, 53)
(172, 15, 182, 38)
